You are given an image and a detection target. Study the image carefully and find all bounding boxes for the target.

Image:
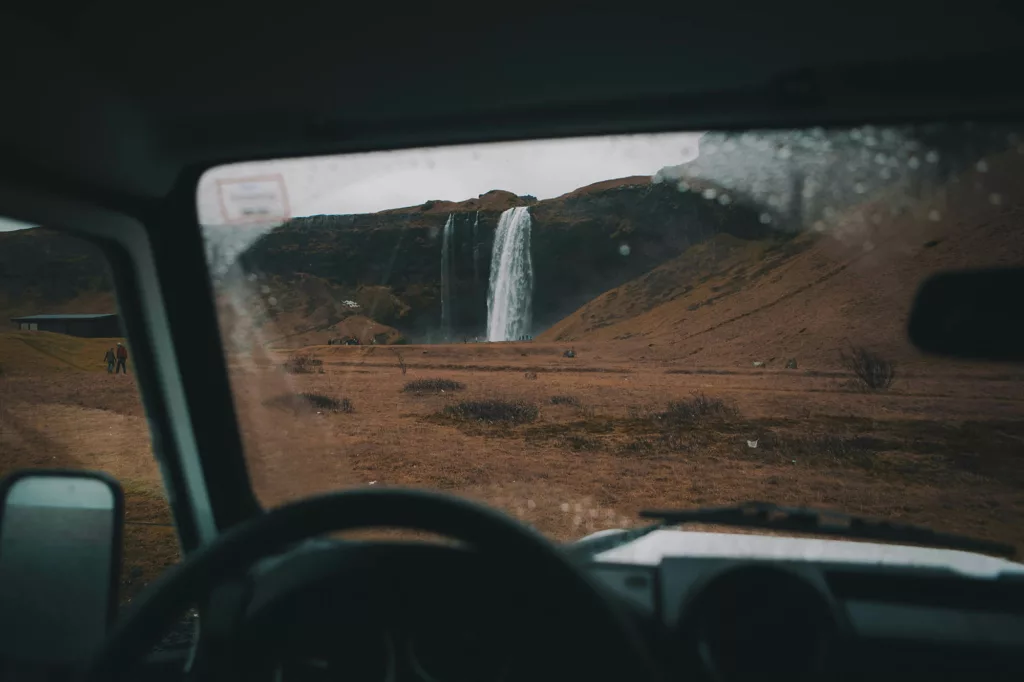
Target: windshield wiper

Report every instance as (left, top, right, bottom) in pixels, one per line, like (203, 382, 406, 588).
(638, 501, 1016, 558)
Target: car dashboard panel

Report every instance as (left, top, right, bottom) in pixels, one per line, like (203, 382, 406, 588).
(237, 541, 1024, 682)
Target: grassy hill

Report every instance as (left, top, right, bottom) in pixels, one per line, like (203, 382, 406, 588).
(539, 149, 1024, 371)
(0, 331, 124, 375)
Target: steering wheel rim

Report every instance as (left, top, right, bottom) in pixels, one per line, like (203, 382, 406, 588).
(88, 489, 661, 682)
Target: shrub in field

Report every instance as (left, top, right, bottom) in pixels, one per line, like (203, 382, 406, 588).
(549, 395, 581, 407)
(264, 392, 353, 413)
(660, 392, 738, 423)
(284, 352, 323, 374)
(441, 399, 538, 424)
(403, 378, 465, 393)
(839, 345, 896, 391)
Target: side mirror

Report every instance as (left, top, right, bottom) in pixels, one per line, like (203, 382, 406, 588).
(0, 471, 123, 673)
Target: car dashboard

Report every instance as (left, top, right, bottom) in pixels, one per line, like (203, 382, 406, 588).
(215, 539, 1024, 682)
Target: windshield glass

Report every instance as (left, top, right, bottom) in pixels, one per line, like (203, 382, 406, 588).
(197, 125, 1024, 552)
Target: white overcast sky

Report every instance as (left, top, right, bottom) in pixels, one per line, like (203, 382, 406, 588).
(196, 132, 702, 225)
(0, 133, 702, 231)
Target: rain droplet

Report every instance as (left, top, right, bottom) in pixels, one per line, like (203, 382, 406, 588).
(874, 153, 888, 165)
(854, 182, 867, 194)
(619, 243, 631, 256)
(928, 209, 941, 222)
(718, 193, 732, 206)
(759, 213, 773, 225)
(260, 285, 270, 294)
(908, 157, 921, 169)
(880, 167, 892, 180)
(976, 160, 989, 173)
(702, 188, 718, 200)
(777, 146, 792, 160)
(813, 221, 826, 232)
(677, 181, 691, 192)
(925, 150, 940, 164)
(989, 193, 1003, 206)
(268, 296, 278, 306)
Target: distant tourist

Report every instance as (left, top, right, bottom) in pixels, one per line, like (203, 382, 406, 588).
(115, 342, 129, 374)
(104, 347, 116, 373)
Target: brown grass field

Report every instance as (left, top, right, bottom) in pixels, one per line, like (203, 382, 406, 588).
(230, 341, 1024, 556)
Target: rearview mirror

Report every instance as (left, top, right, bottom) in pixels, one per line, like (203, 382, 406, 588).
(0, 471, 123, 672)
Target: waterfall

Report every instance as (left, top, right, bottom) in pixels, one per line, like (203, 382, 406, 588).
(486, 206, 533, 342)
(440, 214, 454, 340)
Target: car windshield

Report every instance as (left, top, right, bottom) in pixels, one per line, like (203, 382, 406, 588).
(197, 125, 1024, 552)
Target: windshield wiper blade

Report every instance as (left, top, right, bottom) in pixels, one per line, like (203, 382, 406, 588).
(640, 501, 1017, 558)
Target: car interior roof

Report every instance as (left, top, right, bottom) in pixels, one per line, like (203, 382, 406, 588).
(2, 1, 1024, 205)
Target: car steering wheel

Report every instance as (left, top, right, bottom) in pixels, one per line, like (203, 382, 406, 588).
(87, 489, 663, 682)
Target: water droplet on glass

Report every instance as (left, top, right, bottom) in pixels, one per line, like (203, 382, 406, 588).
(247, 273, 258, 282)
(677, 181, 691, 192)
(874, 153, 887, 165)
(718, 194, 732, 206)
(702, 188, 718, 200)
(777, 147, 792, 160)
(723, 140, 737, 153)
(976, 160, 989, 173)
(560, 503, 570, 512)
(908, 156, 921, 169)
(260, 285, 270, 294)
(759, 213, 773, 225)
(813, 221, 826, 232)
(989, 193, 1003, 206)
(928, 209, 941, 222)
(854, 182, 867, 194)
(925, 150, 940, 164)
(268, 296, 278, 306)
(880, 167, 892, 180)
(619, 243, 631, 256)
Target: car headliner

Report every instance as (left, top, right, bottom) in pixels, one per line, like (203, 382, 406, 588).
(1, 1, 1024, 203)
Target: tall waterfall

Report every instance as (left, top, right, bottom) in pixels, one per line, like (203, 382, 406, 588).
(440, 213, 454, 340)
(486, 206, 533, 342)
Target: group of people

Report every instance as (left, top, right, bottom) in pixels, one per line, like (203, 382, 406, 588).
(104, 342, 129, 374)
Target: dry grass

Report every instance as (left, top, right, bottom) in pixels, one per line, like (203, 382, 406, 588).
(440, 399, 539, 424)
(403, 378, 465, 393)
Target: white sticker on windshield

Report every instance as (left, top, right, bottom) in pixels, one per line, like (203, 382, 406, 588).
(216, 174, 291, 224)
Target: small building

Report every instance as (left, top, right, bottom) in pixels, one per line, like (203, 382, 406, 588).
(10, 314, 121, 338)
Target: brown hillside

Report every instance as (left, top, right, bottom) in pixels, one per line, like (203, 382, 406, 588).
(0, 227, 116, 323)
(538, 149, 1024, 371)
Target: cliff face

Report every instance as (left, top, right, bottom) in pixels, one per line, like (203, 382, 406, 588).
(235, 178, 769, 341)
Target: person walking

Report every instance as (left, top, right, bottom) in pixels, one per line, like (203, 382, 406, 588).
(114, 342, 128, 374)
(104, 347, 116, 373)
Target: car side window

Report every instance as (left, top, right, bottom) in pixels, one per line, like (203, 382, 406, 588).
(0, 221, 179, 606)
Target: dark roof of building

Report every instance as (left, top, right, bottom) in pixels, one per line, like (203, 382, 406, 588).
(10, 313, 118, 321)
